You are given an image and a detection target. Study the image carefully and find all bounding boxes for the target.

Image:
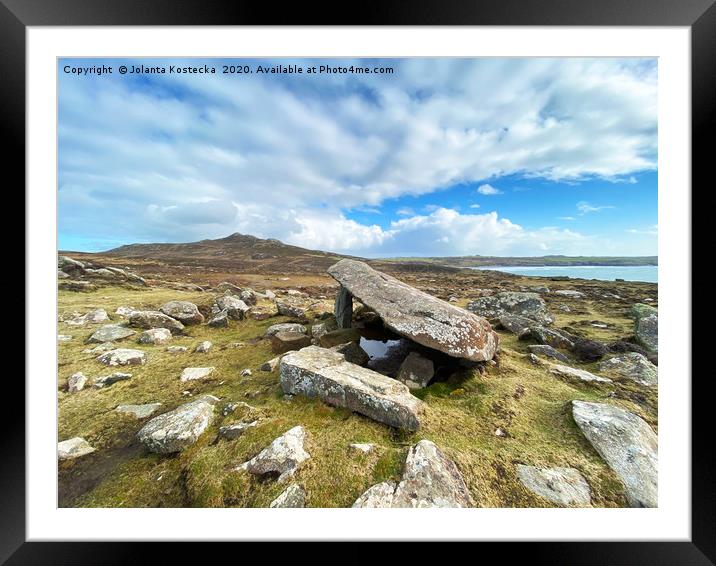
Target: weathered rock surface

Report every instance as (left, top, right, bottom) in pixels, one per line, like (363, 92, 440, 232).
(550, 364, 612, 383)
(67, 372, 87, 393)
(353, 440, 472, 508)
(318, 328, 361, 348)
(270, 484, 307, 508)
(137, 396, 218, 454)
(194, 340, 212, 353)
(87, 324, 136, 344)
(497, 313, 534, 338)
(58, 334, 73, 342)
(96, 348, 147, 366)
(238, 426, 310, 482)
(207, 311, 229, 327)
(527, 345, 571, 363)
(180, 367, 216, 382)
(516, 465, 592, 507)
(280, 346, 423, 431)
(349, 443, 375, 454)
(275, 300, 307, 320)
(633, 305, 658, 353)
(329, 260, 498, 362)
(572, 400, 657, 508)
(530, 326, 576, 349)
(330, 341, 369, 366)
(571, 338, 608, 362)
(219, 420, 258, 440)
(467, 291, 554, 326)
(58, 437, 95, 460)
(271, 331, 312, 354)
(65, 308, 109, 326)
(167, 346, 188, 353)
(396, 351, 435, 389)
(116, 403, 162, 419)
(94, 372, 132, 388)
(214, 296, 250, 320)
(265, 323, 307, 337)
(138, 328, 172, 345)
(554, 289, 584, 298)
(128, 310, 185, 334)
(598, 353, 657, 386)
(261, 356, 282, 372)
(334, 285, 353, 328)
(160, 301, 205, 325)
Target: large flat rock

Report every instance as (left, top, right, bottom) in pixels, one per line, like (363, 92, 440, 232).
(328, 260, 498, 362)
(280, 346, 423, 431)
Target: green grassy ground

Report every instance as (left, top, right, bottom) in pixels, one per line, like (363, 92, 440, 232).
(58, 284, 656, 508)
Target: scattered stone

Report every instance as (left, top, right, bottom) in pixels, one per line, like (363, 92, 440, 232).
(467, 291, 554, 326)
(87, 324, 136, 344)
(554, 289, 584, 299)
(58, 437, 95, 460)
(94, 372, 132, 388)
(353, 440, 472, 508)
(97, 348, 146, 366)
(160, 301, 204, 325)
(215, 281, 242, 294)
(240, 288, 257, 306)
(265, 323, 307, 337)
(516, 465, 592, 507)
(270, 484, 307, 508)
(65, 308, 109, 326)
(116, 403, 162, 419)
(214, 296, 250, 320)
(530, 326, 576, 349)
(271, 331, 312, 354)
(237, 426, 310, 482)
(137, 396, 219, 454)
(207, 311, 229, 327)
(166, 346, 188, 353)
(528, 285, 550, 294)
(556, 304, 571, 313)
(570, 338, 608, 362)
(67, 372, 87, 393)
(57, 270, 70, 279)
(263, 289, 276, 300)
(598, 353, 658, 386)
(276, 301, 307, 320)
(331, 341, 370, 366)
(632, 304, 658, 353)
(571, 401, 657, 507)
(349, 443, 375, 454)
(311, 319, 338, 339)
(317, 328, 361, 348)
(526, 353, 541, 365)
(219, 420, 258, 440)
(550, 364, 611, 383)
(180, 367, 216, 382)
(280, 346, 423, 431)
(496, 313, 534, 338)
(241, 368, 252, 377)
(396, 351, 435, 389)
(527, 345, 571, 363)
(115, 306, 135, 317)
(494, 427, 508, 437)
(329, 260, 499, 362)
(58, 334, 73, 342)
(261, 356, 282, 372)
(138, 328, 172, 345)
(195, 341, 212, 353)
(128, 310, 185, 334)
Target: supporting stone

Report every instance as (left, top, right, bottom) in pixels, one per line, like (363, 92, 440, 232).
(334, 285, 353, 328)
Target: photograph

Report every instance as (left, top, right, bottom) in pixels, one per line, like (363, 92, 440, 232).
(55, 56, 660, 510)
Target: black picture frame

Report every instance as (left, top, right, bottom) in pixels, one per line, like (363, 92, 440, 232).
(7, 0, 711, 562)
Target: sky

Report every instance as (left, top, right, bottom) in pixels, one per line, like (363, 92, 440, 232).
(58, 57, 658, 257)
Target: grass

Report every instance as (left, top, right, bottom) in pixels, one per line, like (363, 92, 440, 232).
(58, 281, 656, 509)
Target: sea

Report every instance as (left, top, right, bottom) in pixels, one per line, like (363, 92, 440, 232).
(470, 265, 658, 283)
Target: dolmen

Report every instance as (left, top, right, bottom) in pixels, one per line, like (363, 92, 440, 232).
(327, 259, 499, 362)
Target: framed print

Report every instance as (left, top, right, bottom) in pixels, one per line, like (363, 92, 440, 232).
(8, 0, 713, 562)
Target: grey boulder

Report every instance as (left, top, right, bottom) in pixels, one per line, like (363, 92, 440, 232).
(516, 465, 592, 507)
(96, 348, 146, 366)
(160, 301, 205, 325)
(598, 353, 658, 386)
(467, 291, 554, 326)
(237, 425, 310, 483)
(87, 324, 136, 344)
(270, 484, 307, 508)
(128, 310, 185, 334)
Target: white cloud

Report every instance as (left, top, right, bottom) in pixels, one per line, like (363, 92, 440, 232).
(396, 207, 415, 216)
(577, 201, 615, 214)
(558, 216, 575, 220)
(626, 224, 658, 236)
(469, 204, 481, 209)
(476, 184, 503, 195)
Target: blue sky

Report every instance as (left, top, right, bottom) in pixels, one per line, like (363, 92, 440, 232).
(58, 57, 658, 257)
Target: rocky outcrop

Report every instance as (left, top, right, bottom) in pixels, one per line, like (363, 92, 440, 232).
(180, 367, 216, 382)
(160, 301, 205, 325)
(530, 326, 575, 349)
(214, 296, 250, 320)
(137, 396, 218, 454)
(137, 328, 172, 345)
(265, 323, 307, 337)
(87, 324, 136, 344)
(128, 310, 185, 334)
(353, 440, 472, 508)
(467, 291, 554, 326)
(58, 437, 95, 460)
(632, 304, 658, 353)
(328, 260, 498, 362)
(237, 426, 310, 483)
(572, 400, 657, 508)
(527, 345, 571, 363)
(396, 351, 435, 389)
(496, 313, 534, 338)
(516, 465, 592, 507)
(280, 346, 423, 431)
(116, 403, 162, 419)
(96, 348, 146, 366)
(598, 353, 657, 386)
(271, 331, 312, 354)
